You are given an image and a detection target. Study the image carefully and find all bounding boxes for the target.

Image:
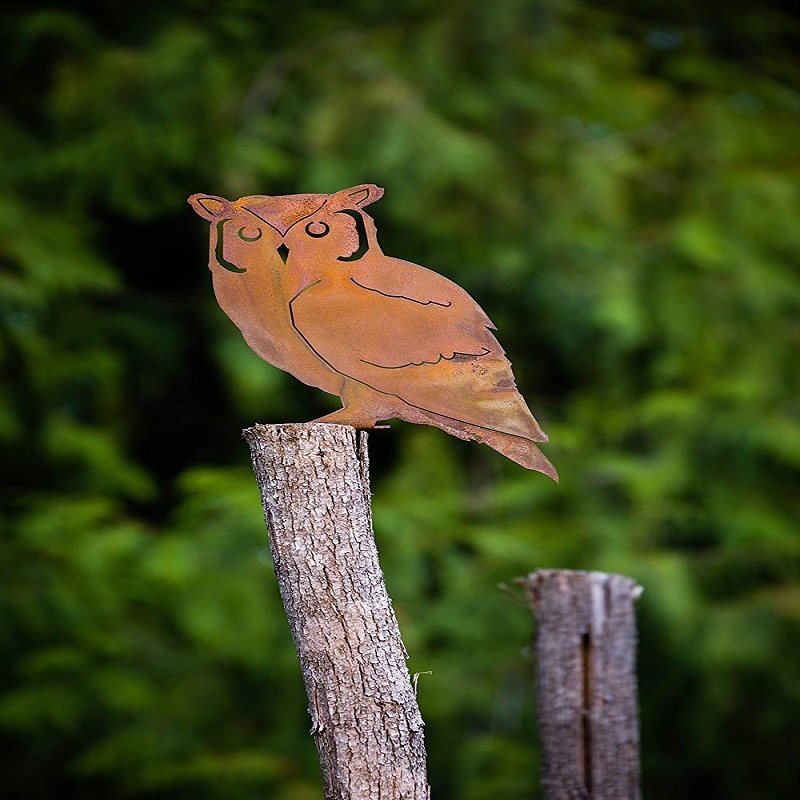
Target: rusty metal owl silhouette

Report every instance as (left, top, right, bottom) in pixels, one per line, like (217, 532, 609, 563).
(188, 184, 557, 480)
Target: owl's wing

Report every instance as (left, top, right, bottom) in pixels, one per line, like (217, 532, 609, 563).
(348, 257, 498, 329)
(290, 258, 548, 442)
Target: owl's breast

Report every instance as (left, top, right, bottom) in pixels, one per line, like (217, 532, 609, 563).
(210, 260, 342, 396)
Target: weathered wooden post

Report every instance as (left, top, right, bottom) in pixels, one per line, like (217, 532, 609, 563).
(518, 570, 643, 800)
(243, 422, 429, 800)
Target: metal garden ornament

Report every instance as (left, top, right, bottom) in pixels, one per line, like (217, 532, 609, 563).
(188, 184, 557, 480)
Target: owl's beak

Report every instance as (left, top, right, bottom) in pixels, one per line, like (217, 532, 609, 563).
(276, 244, 290, 264)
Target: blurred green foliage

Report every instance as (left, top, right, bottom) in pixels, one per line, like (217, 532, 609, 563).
(2, 1, 799, 797)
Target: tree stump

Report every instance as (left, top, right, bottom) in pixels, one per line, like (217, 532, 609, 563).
(243, 422, 429, 800)
(519, 570, 642, 800)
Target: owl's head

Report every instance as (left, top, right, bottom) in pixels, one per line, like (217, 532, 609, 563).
(188, 184, 384, 274)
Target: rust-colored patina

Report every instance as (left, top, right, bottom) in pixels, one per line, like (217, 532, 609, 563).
(188, 184, 557, 480)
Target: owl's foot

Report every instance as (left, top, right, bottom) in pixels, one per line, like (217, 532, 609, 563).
(313, 408, 390, 429)
(313, 382, 400, 429)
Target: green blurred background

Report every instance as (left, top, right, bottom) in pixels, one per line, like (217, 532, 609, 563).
(2, 1, 799, 797)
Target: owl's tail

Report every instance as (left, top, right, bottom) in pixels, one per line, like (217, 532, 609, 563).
(413, 408, 559, 482)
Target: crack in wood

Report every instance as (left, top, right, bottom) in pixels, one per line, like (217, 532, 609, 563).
(581, 630, 593, 795)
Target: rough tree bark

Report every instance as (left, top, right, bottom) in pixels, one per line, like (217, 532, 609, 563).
(518, 570, 642, 800)
(243, 422, 429, 800)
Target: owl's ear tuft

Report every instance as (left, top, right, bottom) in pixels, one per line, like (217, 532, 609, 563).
(188, 194, 232, 221)
(332, 184, 384, 209)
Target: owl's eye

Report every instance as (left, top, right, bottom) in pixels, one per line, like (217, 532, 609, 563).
(237, 226, 262, 242)
(305, 221, 330, 238)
